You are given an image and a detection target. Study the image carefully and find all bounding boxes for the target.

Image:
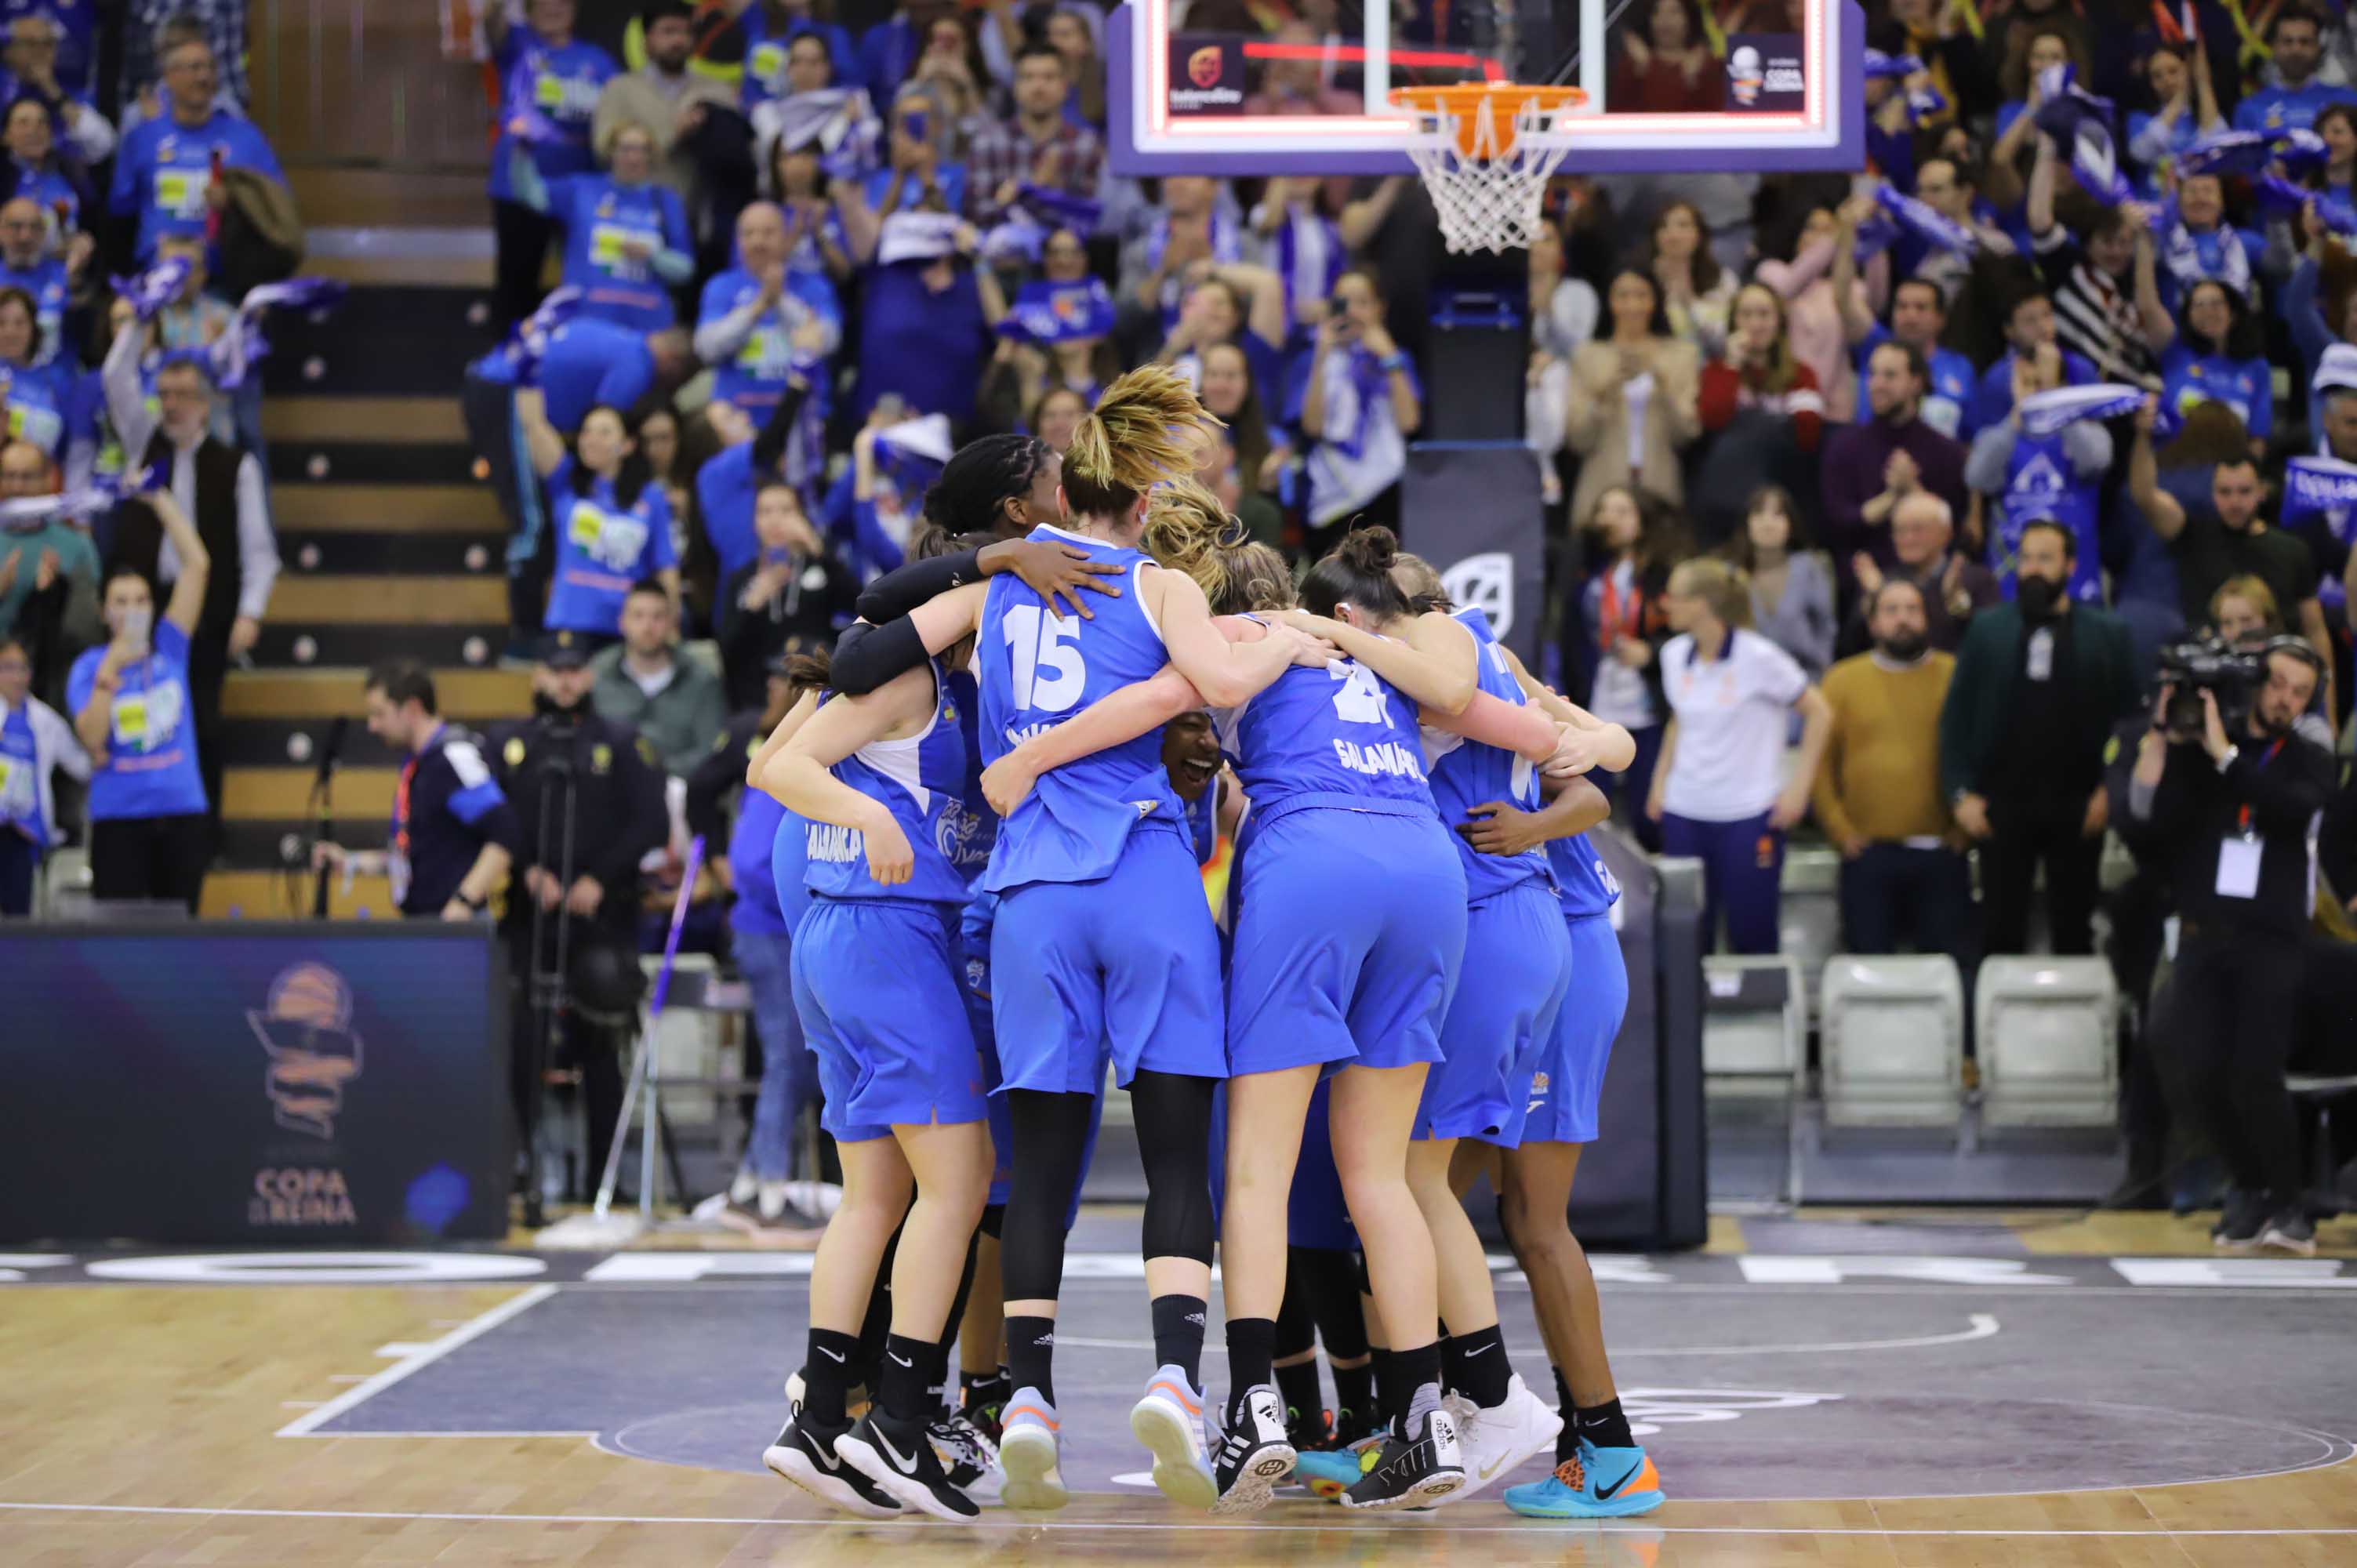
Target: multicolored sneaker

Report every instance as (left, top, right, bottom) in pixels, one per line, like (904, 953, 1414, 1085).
(1338, 1406, 1464, 1512)
(929, 1410, 1004, 1506)
(1130, 1365, 1216, 1510)
(997, 1387, 1069, 1512)
(1503, 1442, 1665, 1519)
(1295, 1431, 1384, 1499)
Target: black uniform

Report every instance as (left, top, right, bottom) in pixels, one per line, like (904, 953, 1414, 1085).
(391, 724, 521, 917)
(487, 698, 669, 1197)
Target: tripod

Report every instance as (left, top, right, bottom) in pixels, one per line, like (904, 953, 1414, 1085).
(519, 728, 579, 1232)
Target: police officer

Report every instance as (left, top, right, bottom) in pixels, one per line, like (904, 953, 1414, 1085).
(489, 630, 669, 1204)
(312, 659, 520, 917)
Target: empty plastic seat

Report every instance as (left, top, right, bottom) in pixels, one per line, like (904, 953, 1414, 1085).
(1821, 955, 1965, 1127)
(1701, 955, 1805, 1094)
(1975, 956, 2118, 1128)
(1777, 848, 1843, 1016)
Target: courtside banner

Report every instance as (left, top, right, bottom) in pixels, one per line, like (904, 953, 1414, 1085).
(1400, 441, 1547, 667)
(0, 924, 510, 1243)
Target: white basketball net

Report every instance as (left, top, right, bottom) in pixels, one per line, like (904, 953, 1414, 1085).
(1399, 93, 1577, 255)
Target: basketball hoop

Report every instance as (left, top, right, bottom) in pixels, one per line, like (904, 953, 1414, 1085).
(1388, 84, 1587, 255)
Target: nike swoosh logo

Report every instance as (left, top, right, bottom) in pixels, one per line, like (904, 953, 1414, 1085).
(873, 1423, 924, 1475)
(1527, 1102, 1543, 1113)
(1594, 1465, 1644, 1501)
(818, 1346, 846, 1362)
(808, 1436, 842, 1472)
(888, 1352, 913, 1367)
(1463, 1342, 1495, 1357)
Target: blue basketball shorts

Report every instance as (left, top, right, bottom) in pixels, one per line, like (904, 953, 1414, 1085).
(790, 897, 985, 1144)
(990, 825, 1227, 1094)
(1225, 807, 1467, 1077)
(1488, 912, 1626, 1149)
(1416, 879, 1571, 1145)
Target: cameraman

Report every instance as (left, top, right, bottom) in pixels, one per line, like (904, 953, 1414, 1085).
(2130, 639, 2336, 1253)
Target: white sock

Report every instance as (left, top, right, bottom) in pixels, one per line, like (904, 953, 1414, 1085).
(757, 1179, 790, 1220)
(728, 1167, 757, 1204)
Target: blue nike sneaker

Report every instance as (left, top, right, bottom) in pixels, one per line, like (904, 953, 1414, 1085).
(1502, 1440, 1663, 1518)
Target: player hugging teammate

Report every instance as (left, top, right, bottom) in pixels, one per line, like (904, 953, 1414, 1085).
(749, 367, 1665, 1522)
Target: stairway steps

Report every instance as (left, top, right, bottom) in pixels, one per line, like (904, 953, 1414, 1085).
(212, 719, 405, 771)
(261, 285, 499, 397)
(226, 666, 532, 720)
(264, 397, 469, 445)
(279, 528, 500, 575)
(268, 574, 507, 625)
(270, 440, 480, 487)
(256, 623, 507, 670)
(274, 484, 503, 533)
(201, 869, 399, 920)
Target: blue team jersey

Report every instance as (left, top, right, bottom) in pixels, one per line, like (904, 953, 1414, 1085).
(739, 10, 858, 108)
(699, 265, 840, 416)
(1991, 430, 2103, 604)
(488, 31, 616, 201)
(0, 254, 70, 368)
(768, 794, 812, 931)
(1217, 626, 1430, 827)
(803, 659, 972, 906)
(978, 523, 1182, 893)
(67, 618, 206, 821)
(543, 459, 677, 634)
(0, 696, 41, 840)
(942, 667, 997, 891)
(732, 776, 791, 935)
(550, 176, 687, 333)
(108, 109, 285, 260)
(1547, 830, 1622, 921)
(2162, 345, 2272, 443)
(0, 358, 64, 456)
(1424, 607, 1548, 904)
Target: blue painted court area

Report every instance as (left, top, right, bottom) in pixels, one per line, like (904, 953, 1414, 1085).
(307, 1266, 2357, 1504)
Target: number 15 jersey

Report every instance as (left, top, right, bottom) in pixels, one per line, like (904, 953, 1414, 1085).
(979, 523, 1186, 894)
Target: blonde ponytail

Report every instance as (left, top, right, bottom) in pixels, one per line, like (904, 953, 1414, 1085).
(1140, 475, 1240, 605)
(1063, 365, 1225, 521)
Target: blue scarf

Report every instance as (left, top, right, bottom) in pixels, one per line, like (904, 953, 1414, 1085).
(1876, 183, 1975, 255)
(2019, 383, 2145, 437)
(999, 278, 1116, 344)
(2283, 456, 2357, 533)
(2033, 64, 2134, 206)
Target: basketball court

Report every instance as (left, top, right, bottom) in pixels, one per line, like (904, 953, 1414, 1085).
(7, 1210, 2355, 1566)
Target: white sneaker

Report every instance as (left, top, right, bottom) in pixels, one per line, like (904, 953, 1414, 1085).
(997, 1386, 1070, 1511)
(1449, 1374, 1562, 1501)
(930, 1410, 1005, 1506)
(1130, 1364, 1217, 1510)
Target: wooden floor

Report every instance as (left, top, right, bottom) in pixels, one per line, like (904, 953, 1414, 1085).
(6, 1217, 2355, 1566)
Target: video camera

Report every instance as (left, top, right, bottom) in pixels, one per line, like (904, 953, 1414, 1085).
(2155, 634, 2264, 742)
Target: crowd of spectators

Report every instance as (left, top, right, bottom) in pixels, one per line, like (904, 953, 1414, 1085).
(0, 2, 294, 913)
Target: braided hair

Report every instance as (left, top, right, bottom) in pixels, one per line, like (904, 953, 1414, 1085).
(921, 434, 1056, 539)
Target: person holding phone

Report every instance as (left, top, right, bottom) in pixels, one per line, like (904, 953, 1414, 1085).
(1297, 269, 1420, 548)
(67, 488, 210, 908)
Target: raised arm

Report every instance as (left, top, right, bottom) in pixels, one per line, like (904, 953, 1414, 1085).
(2127, 397, 2186, 540)
(757, 663, 938, 884)
(1422, 688, 1566, 760)
(513, 386, 568, 478)
(150, 489, 208, 636)
(2134, 226, 2174, 353)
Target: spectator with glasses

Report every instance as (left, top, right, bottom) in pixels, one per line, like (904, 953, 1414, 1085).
(109, 30, 282, 264)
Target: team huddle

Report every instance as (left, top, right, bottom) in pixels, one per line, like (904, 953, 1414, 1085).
(747, 366, 1663, 1523)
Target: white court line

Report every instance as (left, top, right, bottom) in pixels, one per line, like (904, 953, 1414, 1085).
(2, 1501, 2353, 1537)
(1062, 1315, 2001, 1359)
(275, 1284, 557, 1438)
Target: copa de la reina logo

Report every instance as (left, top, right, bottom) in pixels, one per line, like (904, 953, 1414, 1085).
(247, 963, 362, 1227)
(1169, 39, 1243, 111)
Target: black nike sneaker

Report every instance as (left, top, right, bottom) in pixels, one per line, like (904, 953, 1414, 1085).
(835, 1408, 982, 1521)
(1339, 1407, 1465, 1512)
(1210, 1385, 1297, 1515)
(1287, 1403, 1338, 1454)
(761, 1410, 903, 1519)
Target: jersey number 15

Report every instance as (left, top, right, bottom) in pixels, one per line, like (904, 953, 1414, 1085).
(1003, 604, 1086, 713)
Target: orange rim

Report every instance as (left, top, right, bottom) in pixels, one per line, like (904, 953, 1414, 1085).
(1387, 82, 1585, 159)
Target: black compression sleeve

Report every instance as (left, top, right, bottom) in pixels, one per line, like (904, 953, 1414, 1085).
(826, 618, 930, 696)
(852, 547, 985, 625)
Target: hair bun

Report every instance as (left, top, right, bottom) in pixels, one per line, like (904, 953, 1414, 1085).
(1335, 524, 1400, 575)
